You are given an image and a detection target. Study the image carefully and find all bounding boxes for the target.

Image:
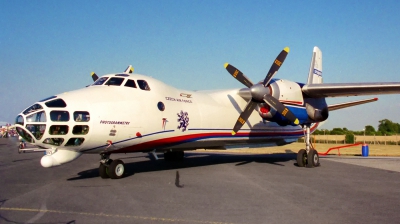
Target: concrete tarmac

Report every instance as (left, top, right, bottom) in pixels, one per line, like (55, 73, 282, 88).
(1, 137, 400, 224)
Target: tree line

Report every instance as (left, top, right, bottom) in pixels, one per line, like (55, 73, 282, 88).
(314, 119, 400, 136)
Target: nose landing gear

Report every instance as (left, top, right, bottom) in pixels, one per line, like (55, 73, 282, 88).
(99, 154, 125, 179)
(296, 124, 320, 168)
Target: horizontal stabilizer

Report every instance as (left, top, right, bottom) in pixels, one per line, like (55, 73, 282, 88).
(302, 82, 400, 98)
(328, 98, 378, 111)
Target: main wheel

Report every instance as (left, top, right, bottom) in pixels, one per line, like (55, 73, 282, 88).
(99, 163, 109, 179)
(307, 149, 319, 168)
(108, 159, 125, 179)
(297, 149, 307, 167)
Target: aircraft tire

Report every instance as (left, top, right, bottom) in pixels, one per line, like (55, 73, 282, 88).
(306, 149, 319, 168)
(297, 149, 307, 167)
(99, 163, 109, 179)
(108, 159, 125, 179)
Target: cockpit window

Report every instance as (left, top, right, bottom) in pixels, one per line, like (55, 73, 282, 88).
(16, 127, 34, 143)
(65, 138, 85, 146)
(26, 111, 46, 122)
(39, 96, 57, 102)
(105, 77, 125, 86)
(50, 111, 70, 122)
(23, 104, 43, 115)
(26, 124, 46, 140)
(124, 79, 137, 88)
(45, 99, 67, 108)
(74, 111, 90, 122)
(115, 74, 129, 77)
(49, 125, 68, 135)
(93, 77, 109, 85)
(15, 115, 24, 126)
(137, 80, 150, 91)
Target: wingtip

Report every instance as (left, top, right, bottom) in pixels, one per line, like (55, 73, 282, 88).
(284, 47, 290, 53)
(224, 63, 229, 68)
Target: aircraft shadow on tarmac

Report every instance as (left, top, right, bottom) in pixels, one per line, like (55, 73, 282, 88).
(67, 152, 297, 181)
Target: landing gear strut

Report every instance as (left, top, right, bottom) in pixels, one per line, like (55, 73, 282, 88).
(99, 153, 125, 179)
(297, 124, 320, 168)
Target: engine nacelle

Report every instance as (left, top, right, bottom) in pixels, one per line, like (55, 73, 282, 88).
(40, 149, 82, 168)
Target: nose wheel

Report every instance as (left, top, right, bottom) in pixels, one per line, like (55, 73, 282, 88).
(297, 124, 320, 168)
(99, 154, 125, 179)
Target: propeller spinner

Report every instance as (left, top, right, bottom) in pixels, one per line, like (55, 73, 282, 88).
(225, 47, 299, 135)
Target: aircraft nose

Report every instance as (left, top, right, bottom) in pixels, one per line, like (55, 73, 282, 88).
(14, 97, 92, 150)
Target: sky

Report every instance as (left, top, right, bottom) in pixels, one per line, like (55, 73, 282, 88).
(1, 0, 400, 130)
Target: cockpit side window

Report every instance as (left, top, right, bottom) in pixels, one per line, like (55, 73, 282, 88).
(23, 104, 43, 115)
(124, 79, 137, 88)
(93, 77, 109, 85)
(137, 80, 150, 91)
(45, 99, 67, 108)
(105, 77, 125, 86)
(50, 111, 70, 122)
(74, 111, 90, 122)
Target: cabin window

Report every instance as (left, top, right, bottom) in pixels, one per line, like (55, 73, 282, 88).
(157, 102, 165, 111)
(105, 77, 125, 86)
(137, 80, 150, 91)
(45, 99, 67, 108)
(74, 111, 90, 122)
(50, 111, 70, 122)
(124, 79, 137, 88)
(23, 104, 43, 115)
(65, 138, 85, 146)
(49, 125, 69, 135)
(72, 125, 89, 135)
(43, 138, 64, 146)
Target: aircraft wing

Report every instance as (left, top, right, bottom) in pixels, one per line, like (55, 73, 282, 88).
(302, 82, 400, 98)
(328, 98, 378, 111)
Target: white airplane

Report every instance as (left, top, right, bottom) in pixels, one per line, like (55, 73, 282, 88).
(14, 47, 400, 179)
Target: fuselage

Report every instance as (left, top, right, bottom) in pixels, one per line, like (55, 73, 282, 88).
(15, 73, 318, 155)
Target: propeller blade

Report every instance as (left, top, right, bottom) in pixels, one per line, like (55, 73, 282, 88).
(263, 94, 299, 125)
(263, 47, 290, 86)
(232, 100, 258, 135)
(224, 63, 254, 88)
(124, 65, 134, 73)
(91, 72, 99, 82)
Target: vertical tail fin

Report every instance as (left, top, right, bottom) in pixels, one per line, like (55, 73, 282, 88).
(307, 46, 323, 84)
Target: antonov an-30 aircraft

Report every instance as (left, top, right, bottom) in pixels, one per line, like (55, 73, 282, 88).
(14, 46, 400, 179)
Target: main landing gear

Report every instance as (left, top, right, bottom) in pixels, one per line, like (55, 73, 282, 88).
(296, 124, 320, 168)
(99, 154, 125, 179)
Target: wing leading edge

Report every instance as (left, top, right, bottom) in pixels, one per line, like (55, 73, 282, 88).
(302, 82, 400, 98)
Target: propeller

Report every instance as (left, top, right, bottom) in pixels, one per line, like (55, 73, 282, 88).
(91, 72, 99, 82)
(225, 47, 299, 135)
